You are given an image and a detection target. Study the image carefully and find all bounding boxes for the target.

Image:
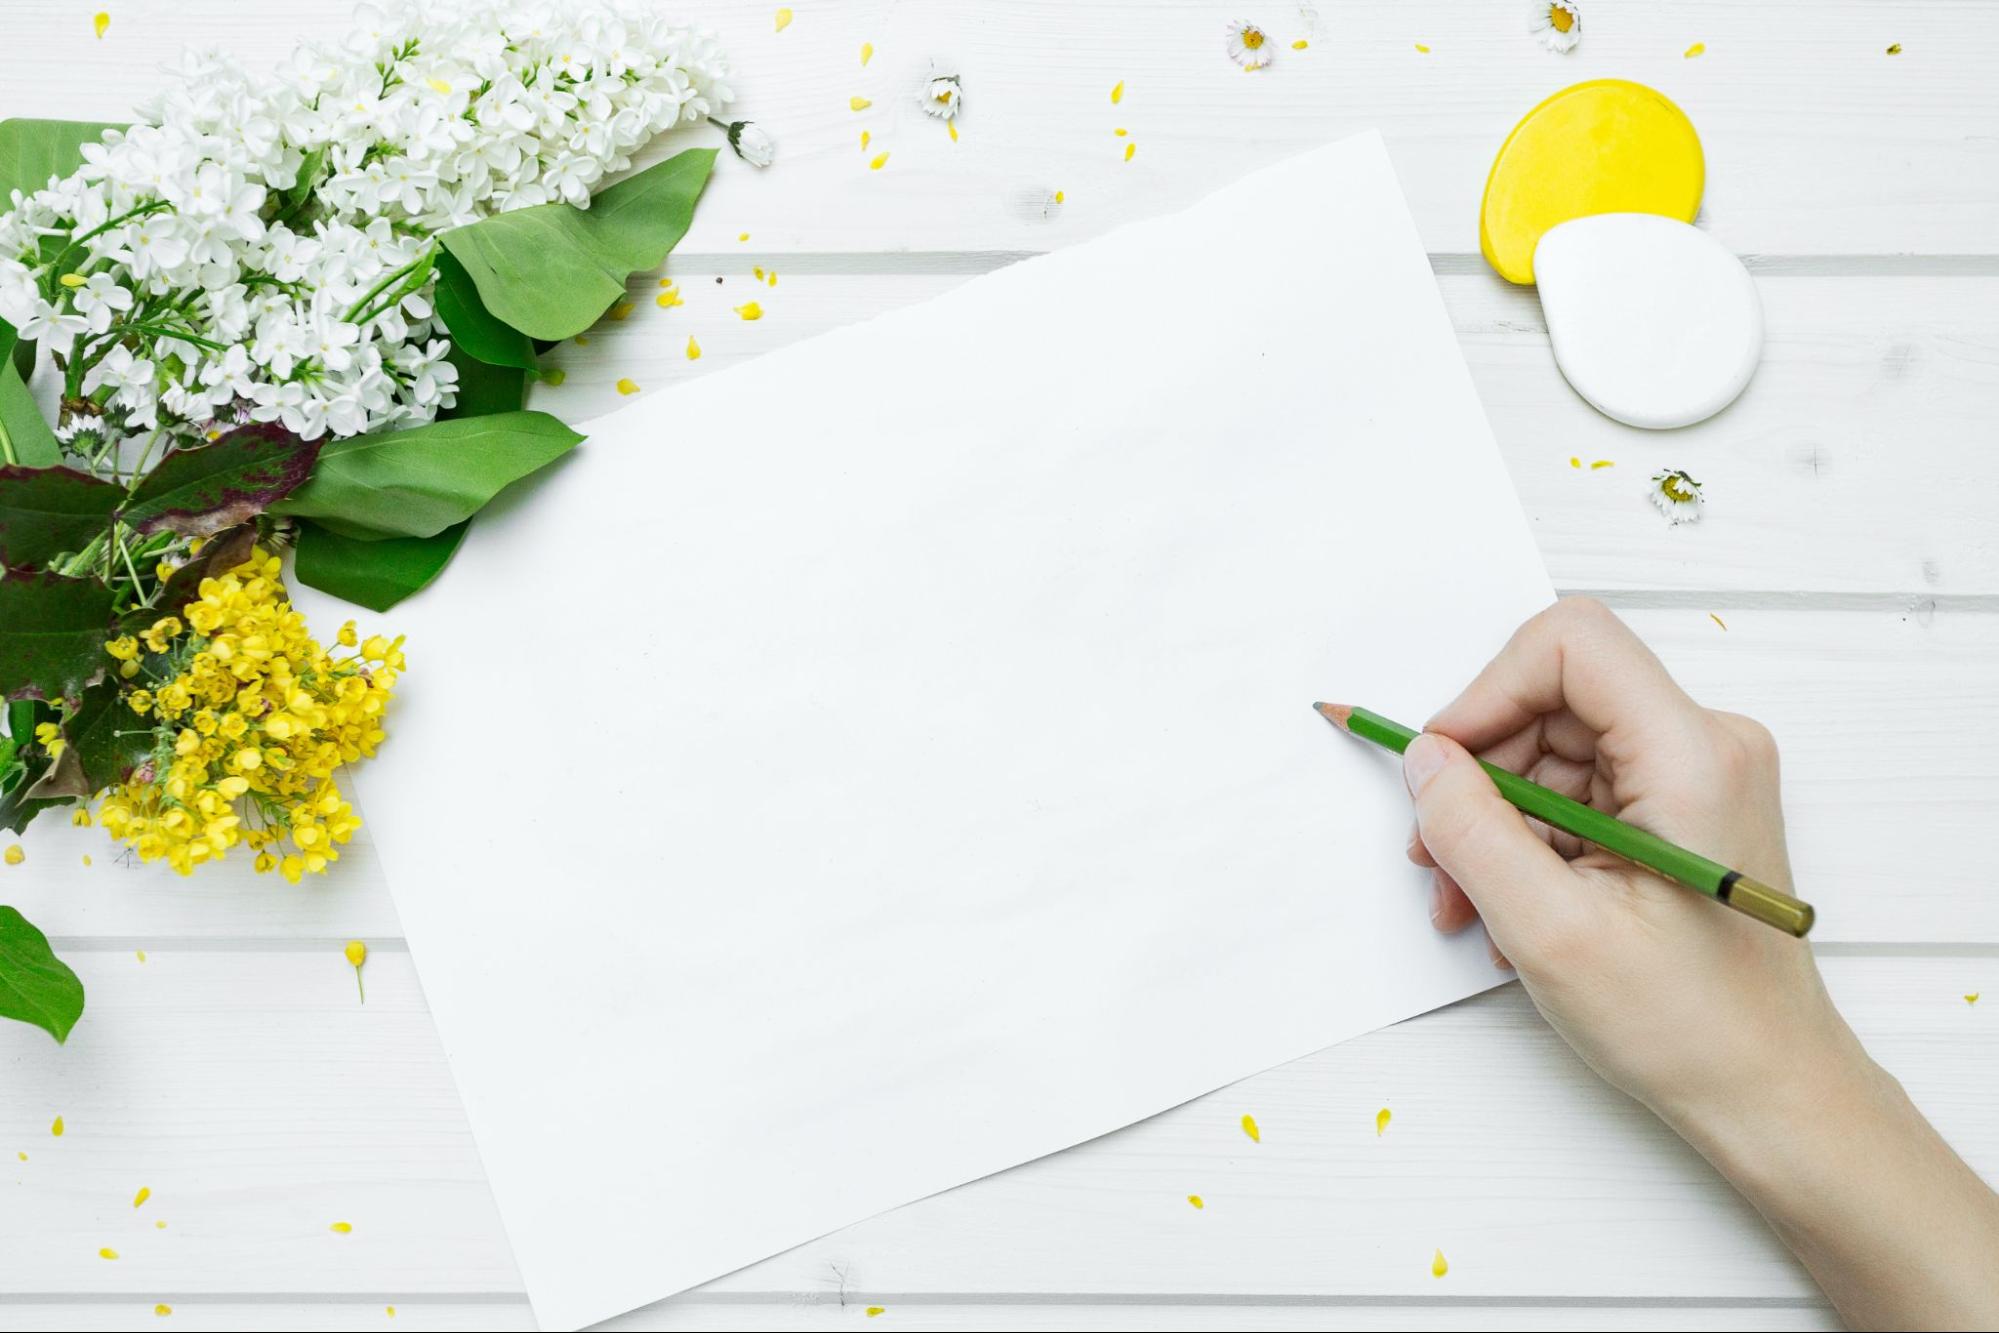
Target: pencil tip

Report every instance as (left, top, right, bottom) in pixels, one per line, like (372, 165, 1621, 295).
(1313, 702, 1353, 731)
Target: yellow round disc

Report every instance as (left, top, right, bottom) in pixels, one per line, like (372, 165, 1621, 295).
(1479, 80, 1704, 285)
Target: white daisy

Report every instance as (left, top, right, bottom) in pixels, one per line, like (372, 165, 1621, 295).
(1529, 1, 1582, 54)
(921, 75, 963, 119)
(1225, 20, 1273, 69)
(1648, 469, 1704, 525)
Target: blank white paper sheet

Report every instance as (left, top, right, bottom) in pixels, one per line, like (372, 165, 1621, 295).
(351, 131, 1554, 1329)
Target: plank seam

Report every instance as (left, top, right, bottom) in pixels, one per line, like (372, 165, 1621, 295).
(0, 1292, 1835, 1310)
(652, 252, 1999, 278)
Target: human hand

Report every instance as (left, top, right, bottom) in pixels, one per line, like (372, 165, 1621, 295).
(1404, 597, 1999, 1330)
(1402, 597, 1858, 1129)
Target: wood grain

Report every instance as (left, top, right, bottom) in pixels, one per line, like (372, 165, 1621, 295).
(10, 608, 1996, 943)
(0, 952, 1990, 1305)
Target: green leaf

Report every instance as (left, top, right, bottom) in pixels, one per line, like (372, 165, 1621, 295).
(440, 341, 527, 421)
(120, 423, 320, 537)
(293, 519, 468, 612)
(65, 675, 151, 794)
(0, 905, 86, 1044)
(0, 466, 121, 569)
(0, 361, 59, 469)
(0, 118, 123, 205)
(439, 148, 715, 340)
(269, 411, 581, 540)
(434, 250, 538, 372)
(0, 571, 115, 701)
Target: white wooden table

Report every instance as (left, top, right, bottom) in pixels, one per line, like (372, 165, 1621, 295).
(4, 3, 1997, 1329)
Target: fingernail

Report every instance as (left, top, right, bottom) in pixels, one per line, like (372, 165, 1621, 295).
(1403, 732, 1450, 796)
(1428, 876, 1446, 926)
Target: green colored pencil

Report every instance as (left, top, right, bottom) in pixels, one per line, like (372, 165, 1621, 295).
(1314, 703, 1815, 937)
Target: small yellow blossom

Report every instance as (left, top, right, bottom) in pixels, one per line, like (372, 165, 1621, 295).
(686, 336, 702, 360)
(734, 302, 763, 320)
(33, 722, 66, 758)
(3, 846, 22, 866)
(1293, 39, 1309, 50)
(100, 1247, 118, 1260)
(1186, 1194, 1204, 1209)
(1685, 42, 1705, 58)
(870, 151, 890, 170)
(330, 1221, 353, 1234)
(155, 1306, 171, 1318)
(59, 272, 86, 288)
(774, 8, 792, 33)
(616, 378, 641, 395)
(94, 12, 109, 39)
(656, 288, 684, 309)
(850, 96, 872, 112)
(92, 547, 389, 881)
(738, 232, 749, 243)
(347, 940, 368, 1003)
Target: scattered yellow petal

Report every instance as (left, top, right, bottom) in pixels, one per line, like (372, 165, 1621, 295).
(860, 42, 874, 66)
(766, 271, 778, 287)
(865, 1311, 885, 1320)
(738, 232, 750, 242)
(656, 290, 683, 309)
(155, 1304, 171, 1317)
(134, 1186, 151, 1209)
(1590, 459, 1614, 470)
(1415, 43, 1430, 53)
(734, 302, 764, 321)
(1432, 1248, 1448, 1278)
(1186, 1194, 1204, 1209)
(1968, 993, 1981, 1004)
(1111, 80, 1125, 104)
(870, 151, 890, 170)
(1114, 127, 1128, 136)
(1710, 613, 1728, 631)
(330, 1221, 353, 1234)
(1241, 1114, 1260, 1143)
(774, 8, 792, 33)
(686, 336, 702, 361)
(607, 302, 635, 322)
(94, 12, 110, 40)
(426, 78, 453, 95)
(850, 96, 872, 112)
(947, 121, 958, 143)
(1292, 39, 1309, 50)
(1887, 43, 1903, 55)
(860, 130, 871, 150)
(83, 855, 93, 866)
(1375, 1107, 1391, 1136)
(541, 367, 567, 385)
(1569, 456, 1581, 468)
(51, 1116, 63, 1137)
(4, 845, 23, 865)
(155, 1220, 166, 1229)
(1053, 190, 1065, 203)
(135, 948, 143, 962)
(574, 334, 590, 346)
(616, 377, 641, 395)
(387, 1308, 396, 1319)
(1124, 142, 1135, 162)
(100, 1248, 119, 1260)
(16, 1152, 24, 1161)
(1685, 42, 1706, 58)
(753, 266, 765, 281)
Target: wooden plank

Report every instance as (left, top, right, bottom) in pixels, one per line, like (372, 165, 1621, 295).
(0, 952, 1991, 1301)
(524, 269, 1999, 597)
(8, 616, 1998, 945)
(0, 1297, 1843, 1331)
(0, 3, 1992, 259)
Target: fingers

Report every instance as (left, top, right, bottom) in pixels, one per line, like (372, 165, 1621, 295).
(1403, 731, 1581, 949)
(1426, 598, 1705, 757)
(1429, 866, 1479, 932)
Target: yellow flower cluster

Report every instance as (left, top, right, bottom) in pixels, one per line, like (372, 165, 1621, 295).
(95, 546, 403, 881)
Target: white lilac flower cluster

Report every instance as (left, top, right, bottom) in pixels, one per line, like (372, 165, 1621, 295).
(0, 0, 732, 452)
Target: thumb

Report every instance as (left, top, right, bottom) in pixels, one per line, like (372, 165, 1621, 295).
(1403, 731, 1577, 936)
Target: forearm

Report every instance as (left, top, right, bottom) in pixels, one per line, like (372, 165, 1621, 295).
(1667, 1026, 1999, 1331)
